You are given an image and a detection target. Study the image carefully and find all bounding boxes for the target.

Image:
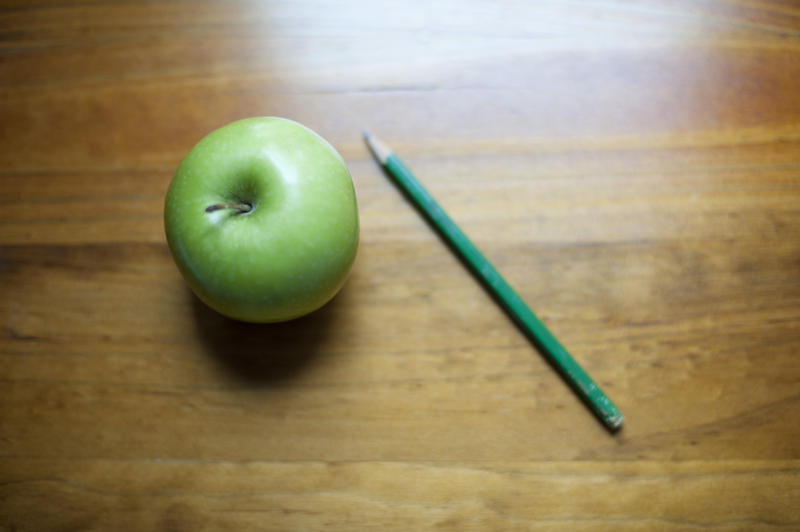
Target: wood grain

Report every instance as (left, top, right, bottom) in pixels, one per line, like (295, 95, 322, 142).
(2, 1, 799, 530)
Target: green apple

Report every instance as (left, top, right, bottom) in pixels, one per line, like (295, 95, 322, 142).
(164, 117, 359, 322)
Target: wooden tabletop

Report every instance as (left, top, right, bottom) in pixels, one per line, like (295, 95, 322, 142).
(2, 1, 799, 530)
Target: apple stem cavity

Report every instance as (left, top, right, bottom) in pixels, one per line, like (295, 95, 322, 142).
(205, 202, 253, 214)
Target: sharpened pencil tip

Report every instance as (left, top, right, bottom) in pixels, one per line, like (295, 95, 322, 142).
(362, 130, 392, 165)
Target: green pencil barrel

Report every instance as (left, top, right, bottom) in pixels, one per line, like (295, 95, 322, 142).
(384, 154, 623, 430)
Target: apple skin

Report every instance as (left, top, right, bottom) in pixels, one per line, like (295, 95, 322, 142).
(164, 117, 359, 323)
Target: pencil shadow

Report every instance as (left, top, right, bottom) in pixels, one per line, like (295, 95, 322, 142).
(190, 290, 344, 385)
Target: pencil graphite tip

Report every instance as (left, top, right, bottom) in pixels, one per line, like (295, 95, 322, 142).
(363, 130, 392, 165)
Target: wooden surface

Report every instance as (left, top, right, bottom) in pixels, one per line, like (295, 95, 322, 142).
(2, 1, 799, 530)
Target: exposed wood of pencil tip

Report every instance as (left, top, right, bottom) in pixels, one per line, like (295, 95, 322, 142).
(363, 131, 392, 164)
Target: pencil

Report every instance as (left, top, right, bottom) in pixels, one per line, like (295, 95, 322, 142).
(363, 132, 624, 431)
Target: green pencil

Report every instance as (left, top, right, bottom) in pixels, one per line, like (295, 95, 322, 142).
(364, 132, 624, 432)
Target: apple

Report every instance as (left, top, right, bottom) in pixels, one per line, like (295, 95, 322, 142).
(164, 117, 359, 322)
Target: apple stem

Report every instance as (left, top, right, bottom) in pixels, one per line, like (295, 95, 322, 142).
(205, 202, 252, 214)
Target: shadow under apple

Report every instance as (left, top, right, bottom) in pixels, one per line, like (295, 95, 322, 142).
(190, 289, 346, 386)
